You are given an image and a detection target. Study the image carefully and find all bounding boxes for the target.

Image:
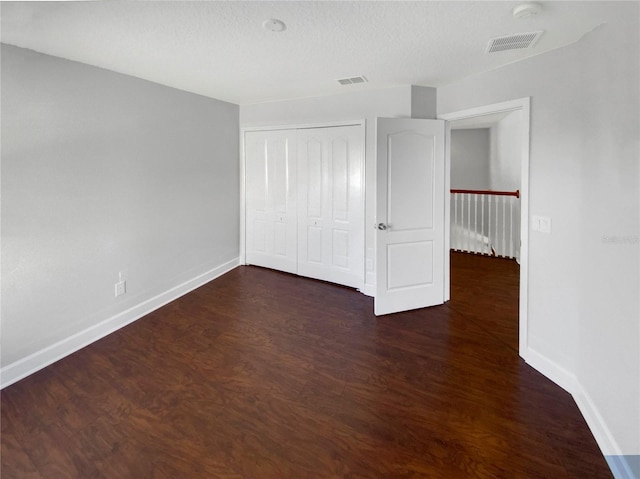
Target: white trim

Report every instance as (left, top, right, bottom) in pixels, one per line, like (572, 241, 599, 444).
(0, 258, 239, 390)
(573, 383, 624, 457)
(438, 97, 531, 359)
(443, 121, 451, 302)
(524, 343, 632, 473)
(518, 99, 531, 358)
(239, 131, 247, 265)
(242, 119, 365, 133)
(355, 121, 368, 293)
(439, 98, 531, 122)
(522, 346, 577, 393)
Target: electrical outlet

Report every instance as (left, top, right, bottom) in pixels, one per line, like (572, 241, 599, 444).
(115, 280, 126, 297)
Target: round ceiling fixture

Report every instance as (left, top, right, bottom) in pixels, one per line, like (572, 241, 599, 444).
(512, 2, 543, 19)
(263, 19, 286, 32)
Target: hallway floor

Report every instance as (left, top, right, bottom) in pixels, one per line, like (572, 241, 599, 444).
(449, 251, 520, 352)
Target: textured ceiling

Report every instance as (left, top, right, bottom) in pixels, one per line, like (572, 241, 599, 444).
(0, 1, 620, 105)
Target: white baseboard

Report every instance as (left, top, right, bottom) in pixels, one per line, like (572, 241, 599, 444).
(573, 382, 623, 457)
(524, 345, 634, 478)
(522, 345, 577, 393)
(0, 257, 239, 390)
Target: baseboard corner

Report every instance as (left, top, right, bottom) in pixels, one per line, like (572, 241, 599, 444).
(522, 345, 577, 393)
(572, 380, 627, 459)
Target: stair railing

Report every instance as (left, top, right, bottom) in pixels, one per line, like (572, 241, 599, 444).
(450, 189, 520, 260)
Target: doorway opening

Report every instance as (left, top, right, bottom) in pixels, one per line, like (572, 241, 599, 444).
(440, 98, 530, 357)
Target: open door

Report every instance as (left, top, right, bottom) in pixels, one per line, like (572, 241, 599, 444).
(375, 118, 446, 316)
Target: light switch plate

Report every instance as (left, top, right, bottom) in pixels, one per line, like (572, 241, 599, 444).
(539, 217, 551, 234)
(532, 215, 551, 234)
(115, 280, 126, 297)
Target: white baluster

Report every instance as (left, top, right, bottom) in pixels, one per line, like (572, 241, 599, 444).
(456, 193, 460, 251)
(495, 196, 499, 256)
(473, 194, 478, 254)
(451, 194, 455, 251)
(465, 193, 469, 253)
(457, 194, 461, 252)
(509, 197, 514, 259)
(487, 196, 493, 254)
(501, 196, 507, 256)
(480, 195, 484, 254)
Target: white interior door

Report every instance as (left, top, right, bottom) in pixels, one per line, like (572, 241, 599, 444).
(297, 125, 364, 289)
(245, 130, 297, 274)
(375, 118, 446, 315)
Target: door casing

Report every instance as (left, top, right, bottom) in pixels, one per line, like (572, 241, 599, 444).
(440, 97, 531, 358)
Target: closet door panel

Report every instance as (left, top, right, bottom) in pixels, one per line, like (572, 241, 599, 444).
(297, 126, 364, 288)
(245, 130, 297, 274)
(306, 139, 324, 219)
(332, 138, 349, 222)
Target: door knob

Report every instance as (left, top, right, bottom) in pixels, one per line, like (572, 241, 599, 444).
(377, 223, 388, 231)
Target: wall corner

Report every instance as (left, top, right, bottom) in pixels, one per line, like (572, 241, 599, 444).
(411, 85, 437, 119)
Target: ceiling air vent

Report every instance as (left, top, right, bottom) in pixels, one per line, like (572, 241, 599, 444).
(337, 76, 368, 85)
(486, 30, 544, 53)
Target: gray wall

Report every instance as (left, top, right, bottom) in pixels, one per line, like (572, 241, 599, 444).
(439, 5, 639, 459)
(489, 110, 521, 192)
(1, 44, 239, 367)
(450, 129, 490, 190)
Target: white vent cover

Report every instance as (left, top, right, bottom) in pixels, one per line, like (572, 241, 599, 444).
(486, 31, 544, 53)
(337, 76, 368, 85)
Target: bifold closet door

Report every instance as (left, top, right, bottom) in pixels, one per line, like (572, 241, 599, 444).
(245, 130, 297, 274)
(297, 126, 364, 288)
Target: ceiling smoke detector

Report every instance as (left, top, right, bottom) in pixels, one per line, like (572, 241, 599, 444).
(337, 76, 368, 85)
(263, 19, 286, 32)
(486, 31, 544, 53)
(512, 2, 543, 19)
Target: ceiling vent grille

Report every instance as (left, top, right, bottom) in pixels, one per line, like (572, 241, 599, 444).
(486, 31, 544, 53)
(337, 76, 368, 85)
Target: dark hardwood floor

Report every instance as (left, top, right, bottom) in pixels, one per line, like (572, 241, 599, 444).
(450, 252, 520, 352)
(1, 254, 611, 478)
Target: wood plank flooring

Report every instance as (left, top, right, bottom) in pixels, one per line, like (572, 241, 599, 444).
(1, 255, 611, 478)
(450, 252, 520, 352)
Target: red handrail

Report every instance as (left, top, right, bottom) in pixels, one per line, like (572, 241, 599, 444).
(451, 189, 520, 199)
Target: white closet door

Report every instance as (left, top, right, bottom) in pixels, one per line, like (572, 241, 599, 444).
(245, 130, 297, 274)
(297, 126, 364, 288)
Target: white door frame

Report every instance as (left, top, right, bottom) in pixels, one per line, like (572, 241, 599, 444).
(239, 120, 366, 285)
(439, 97, 531, 358)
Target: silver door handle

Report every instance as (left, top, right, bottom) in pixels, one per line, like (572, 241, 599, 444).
(377, 223, 387, 230)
